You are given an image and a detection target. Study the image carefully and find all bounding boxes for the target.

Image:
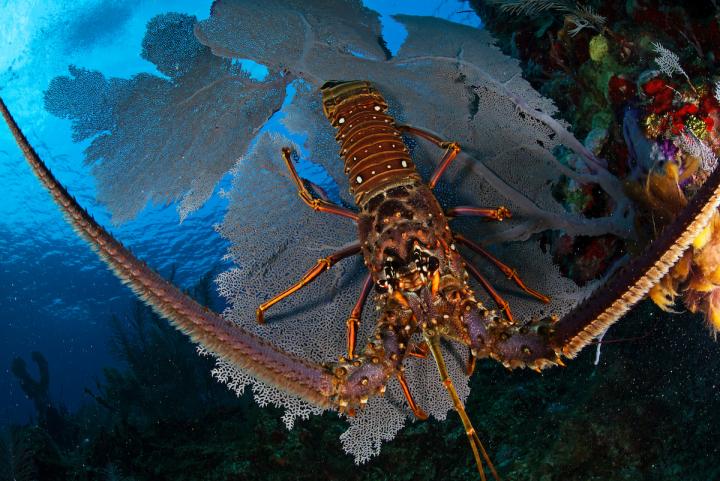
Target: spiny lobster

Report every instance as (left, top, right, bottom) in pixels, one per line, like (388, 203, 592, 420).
(3, 79, 720, 480)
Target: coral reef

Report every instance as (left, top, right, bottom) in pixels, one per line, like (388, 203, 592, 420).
(10, 352, 71, 447)
(0, 427, 38, 481)
(473, 0, 720, 328)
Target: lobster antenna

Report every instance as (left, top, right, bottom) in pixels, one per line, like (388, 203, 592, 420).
(424, 334, 501, 481)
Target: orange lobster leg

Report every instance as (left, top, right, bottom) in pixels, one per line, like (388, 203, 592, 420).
(460, 253, 516, 324)
(466, 354, 477, 376)
(256, 243, 361, 323)
(346, 273, 373, 359)
(396, 124, 460, 189)
(281, 147, 359, 221)
(446, 206, 512, 222)
(455, 234, 551, 305)
(407, 341, 429, 358)
(396, 371, 429, 420)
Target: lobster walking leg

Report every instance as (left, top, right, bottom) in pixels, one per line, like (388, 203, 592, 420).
(455, 234, 551, 304)
(429, 142, 461, 189)
(396, 371, 429, 420)
(281, 147, 359, 221)
(407, 341, 429, 358)
(396, 124, 460, 189)
(256, 242, 361, 323)
(446, 206, 511, 221)
(346, 273, 373, 359)
(466, 354, 477, 376)
(460, 253, 516, 324)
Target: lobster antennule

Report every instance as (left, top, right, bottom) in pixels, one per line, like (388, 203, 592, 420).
(424, 334, 501, 481)
(0, 97, 336, 408)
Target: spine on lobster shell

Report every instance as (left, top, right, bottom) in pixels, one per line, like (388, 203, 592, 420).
(321, 80, 423, 207)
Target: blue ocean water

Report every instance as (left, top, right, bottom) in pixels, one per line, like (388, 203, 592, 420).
(0, 0, 480, 426)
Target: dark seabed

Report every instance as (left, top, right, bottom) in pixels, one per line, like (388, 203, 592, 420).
(1, 1, 720, 480)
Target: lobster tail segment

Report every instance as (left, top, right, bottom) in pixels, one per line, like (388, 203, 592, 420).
(321, 80, 422, 207)
(321, 80, 388, 120)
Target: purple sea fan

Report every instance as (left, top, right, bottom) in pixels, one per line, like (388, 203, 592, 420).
(44, 0, 635, 464)
(660, 138, 679, 161)
(678, 130, 718, 172)
(44, 13, 290, 223)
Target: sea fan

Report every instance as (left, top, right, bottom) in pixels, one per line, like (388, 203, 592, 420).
(491, 0, 606, 35)
(652, 42, 694, 89)
(44, 0, 631, 463)
(492, 0, 571, 16)
(44, 13, 289, 223)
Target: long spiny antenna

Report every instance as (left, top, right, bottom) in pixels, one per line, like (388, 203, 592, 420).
(0, 96, 336, 408)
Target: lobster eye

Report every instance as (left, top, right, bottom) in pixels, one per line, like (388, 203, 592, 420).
(375, 278, 388, 292)
(427, 256, 440, 272)
(384, 265, 395, 278)
(384, 255, 401, 277)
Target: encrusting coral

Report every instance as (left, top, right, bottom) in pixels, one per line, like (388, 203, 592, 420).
(627, 51, 720, 334)
(476, 0, 720, 336)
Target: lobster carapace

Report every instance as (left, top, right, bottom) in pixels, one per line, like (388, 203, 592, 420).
(4, 79, 720, 480)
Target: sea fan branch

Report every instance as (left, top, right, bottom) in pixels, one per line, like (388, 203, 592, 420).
(652, 42, 696, 92)
(491, 0, 606, 34)
(492, 0, 572, 16)
(392, 54, 633, 241)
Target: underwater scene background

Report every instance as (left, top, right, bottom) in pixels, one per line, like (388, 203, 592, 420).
(1, 0, 720, 480)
